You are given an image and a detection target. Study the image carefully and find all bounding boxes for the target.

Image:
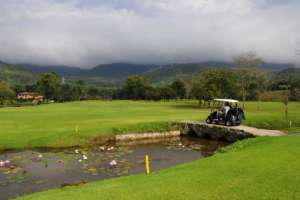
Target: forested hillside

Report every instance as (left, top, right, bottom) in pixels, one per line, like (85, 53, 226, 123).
(0, 61, 39, 85)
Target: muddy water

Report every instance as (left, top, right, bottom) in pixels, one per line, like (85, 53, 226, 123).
(0, 136, 227, 200)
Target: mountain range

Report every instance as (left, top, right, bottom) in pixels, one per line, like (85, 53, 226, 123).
(0, 60, 295, 87)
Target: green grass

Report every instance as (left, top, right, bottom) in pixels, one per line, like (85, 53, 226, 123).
(16, 136, 300, 200)
(0, 100, 300, 149)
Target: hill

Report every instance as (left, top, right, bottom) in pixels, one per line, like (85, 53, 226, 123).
(0, 61, 39, 86)
(19, 64, 85, 76)
(19, 63, 157, 78)
(274, 67, 300, 82)
(144, 62, 233, 84)
(1, 60, 294, 87)
(89, 63, 157, 78)
(144, 62, 294, 84)
(18, 63, 158, 86)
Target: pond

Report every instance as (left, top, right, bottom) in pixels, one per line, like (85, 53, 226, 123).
(0, 136, 228, 200)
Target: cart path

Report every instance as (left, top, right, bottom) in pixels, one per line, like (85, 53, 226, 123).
(180, 121, 285, 137)
(231, 125, 285, 136)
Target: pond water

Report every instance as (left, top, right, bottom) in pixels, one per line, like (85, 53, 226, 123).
(0, 136, 227, 200)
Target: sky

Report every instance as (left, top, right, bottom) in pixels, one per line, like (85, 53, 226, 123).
(0, 0, 299, 68)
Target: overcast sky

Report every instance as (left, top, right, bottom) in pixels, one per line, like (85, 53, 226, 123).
(0, 0, 299, 68)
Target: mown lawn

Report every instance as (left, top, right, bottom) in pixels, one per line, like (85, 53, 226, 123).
(0, 100, 299, 149)
(16, 136, 300, 200)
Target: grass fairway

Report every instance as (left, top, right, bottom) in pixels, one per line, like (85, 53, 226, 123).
(0, 100, 300, 149)
(16, 136, 300, 200)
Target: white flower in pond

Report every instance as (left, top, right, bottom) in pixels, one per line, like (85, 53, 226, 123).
(83, 155, 88, 160)
(178, 143, 182, 146)
(182, 145, 185, 148)
(0, 160, 5, 167)
(107, 146, 115, 151)
(99, 146, 105, 151)
(109, 160, 117, 167)
(38, 154, 43, 158)
(75, 149, 79, 154)
(5, 160, 10, 164)
(78, 159, 82, 162)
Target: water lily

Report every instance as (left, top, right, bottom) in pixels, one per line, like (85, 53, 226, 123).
(82, 155, 88, 160)
(75, 149, 79, 154)
(108, 147, 114, 151)
(5, 160, 10, 164)
(0, 160, 5, 167)
(99, 146, 105, 151)
(78, 159, 82, 163)
(38, 154, 43, 159)
(109, 160, 117, 167)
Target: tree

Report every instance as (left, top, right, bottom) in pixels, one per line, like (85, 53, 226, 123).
(233, 52, 263, 68)
(36, 73, 61, 101)
(71, 80, 86, 101)
(121, 76, 151, 100)
(157, 86, 177, 100)
(87, 87, 99, 99)
(270, 68, 300, 96)
(170, 80, 186, 99)
(59, 84, 73, 102)
(144, 87, 160, 101)
(13, 84, 25, 94)
(25, 84, 38, 93)
(291, 88, 300, 101)
(0, 80, 15, 104)
(191, 68, 239, 107)
(234, 52, 264, 108)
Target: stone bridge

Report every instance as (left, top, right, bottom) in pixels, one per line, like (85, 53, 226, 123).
(178, 121, 284, 143)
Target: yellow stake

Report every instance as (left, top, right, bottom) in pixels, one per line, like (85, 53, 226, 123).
(145, 155, 150, 175)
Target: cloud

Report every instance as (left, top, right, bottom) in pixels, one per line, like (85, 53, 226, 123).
(0, 0, 299, 67)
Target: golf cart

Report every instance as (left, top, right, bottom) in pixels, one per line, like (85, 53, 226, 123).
(206, 99, 245, 126)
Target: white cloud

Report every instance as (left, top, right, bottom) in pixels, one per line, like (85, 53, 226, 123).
(0, 0, 299, 67)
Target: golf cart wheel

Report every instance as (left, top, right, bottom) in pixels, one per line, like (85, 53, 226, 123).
(225, 121, 232, 126)
(206, 118, 212, 124)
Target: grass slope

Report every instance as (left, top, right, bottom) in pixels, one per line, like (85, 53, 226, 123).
(16, 136, 300, 200)
(0, 101, 300, 149)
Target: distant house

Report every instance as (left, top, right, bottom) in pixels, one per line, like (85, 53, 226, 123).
(17, 92, 44, 103)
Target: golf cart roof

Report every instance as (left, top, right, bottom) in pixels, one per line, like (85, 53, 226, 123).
(213, 98, 239, 103)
